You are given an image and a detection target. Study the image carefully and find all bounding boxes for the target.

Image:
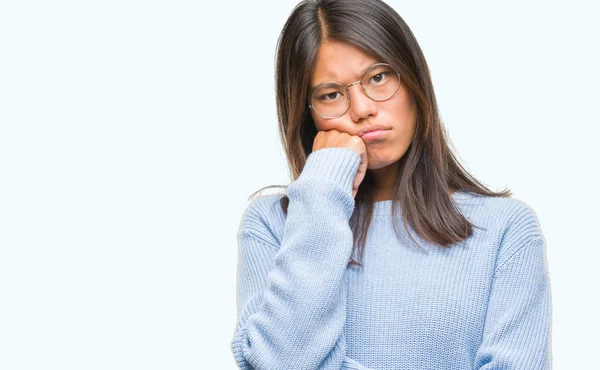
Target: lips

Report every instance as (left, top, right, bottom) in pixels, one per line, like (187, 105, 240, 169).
(360, 129, 390, 141)
(358, 125, 390, 137)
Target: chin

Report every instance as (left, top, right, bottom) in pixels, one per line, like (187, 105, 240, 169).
(366, 158, 401, 170)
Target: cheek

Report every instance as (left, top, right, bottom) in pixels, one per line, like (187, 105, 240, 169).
(310, 111, 325, 131)
(382, 95, 417, 129)
(311, 114, 344, 132)
(385, 96, 411, 118)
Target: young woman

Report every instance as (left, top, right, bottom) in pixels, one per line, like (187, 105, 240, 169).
(230, 0, 552, 369)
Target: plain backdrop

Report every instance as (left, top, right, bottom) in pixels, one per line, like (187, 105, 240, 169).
(1, 0, 598, 369)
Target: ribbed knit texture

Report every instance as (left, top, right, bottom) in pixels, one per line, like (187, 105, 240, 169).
(230, 147, 552, 370)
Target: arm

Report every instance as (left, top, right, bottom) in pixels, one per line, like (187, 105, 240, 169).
(230, 148, 374, 370)
(473, 207, 552, 369)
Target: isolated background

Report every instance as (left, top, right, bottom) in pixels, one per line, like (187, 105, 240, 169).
(1, 0, 598, 369)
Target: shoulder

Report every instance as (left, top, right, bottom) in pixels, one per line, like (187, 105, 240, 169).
(237, 192, 287, 249)
(457, 190, 543, 240)
(460, 192, 545, 270)
(484, 194, 543, 244)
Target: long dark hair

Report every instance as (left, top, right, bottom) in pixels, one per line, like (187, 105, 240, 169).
(251, 0, 511, 266)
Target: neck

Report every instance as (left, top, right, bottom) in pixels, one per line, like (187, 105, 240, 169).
(368, 165, 456, 202)
(370, 165, 397, 202)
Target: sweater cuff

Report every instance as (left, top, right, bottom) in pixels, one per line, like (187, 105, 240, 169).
(298, 147, 361, 196)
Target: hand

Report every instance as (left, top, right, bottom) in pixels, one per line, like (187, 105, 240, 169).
(312, 129, 368, 199)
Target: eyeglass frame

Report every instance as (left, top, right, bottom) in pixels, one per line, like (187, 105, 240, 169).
(307, 62, 402, 119)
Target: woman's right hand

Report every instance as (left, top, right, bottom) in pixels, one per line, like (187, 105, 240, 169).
(312, 129, 368, 199)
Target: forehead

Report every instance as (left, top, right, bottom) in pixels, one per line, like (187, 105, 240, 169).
(311, 41, 379, 89)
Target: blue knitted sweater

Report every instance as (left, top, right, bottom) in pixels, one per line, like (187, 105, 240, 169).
(230, 147, 552, 369)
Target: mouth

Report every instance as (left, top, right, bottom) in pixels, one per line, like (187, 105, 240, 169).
(360, 128, 390, 141)
(358, 124, 391, 138)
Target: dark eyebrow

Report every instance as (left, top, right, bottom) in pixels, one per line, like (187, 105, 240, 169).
(310, 63, 379, 91)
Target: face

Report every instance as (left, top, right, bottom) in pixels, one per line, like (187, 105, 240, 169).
(309, 40, 417, 171)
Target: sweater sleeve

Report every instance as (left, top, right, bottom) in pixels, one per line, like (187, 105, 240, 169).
(473, 206, 553, 369)
(230, 147, 374, 370)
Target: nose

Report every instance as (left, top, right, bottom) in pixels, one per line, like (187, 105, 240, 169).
(347, 83, 378, 123)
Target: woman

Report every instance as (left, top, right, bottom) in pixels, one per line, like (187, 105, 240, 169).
(230, 0, 552, 369)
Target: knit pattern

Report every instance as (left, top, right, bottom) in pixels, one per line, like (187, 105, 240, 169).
(230, 147, 552, 369)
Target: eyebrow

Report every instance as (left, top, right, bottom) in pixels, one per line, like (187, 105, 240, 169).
(310, 63, 379, 91)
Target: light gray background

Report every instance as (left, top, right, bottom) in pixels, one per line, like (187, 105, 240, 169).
(1, 0, 598, 369)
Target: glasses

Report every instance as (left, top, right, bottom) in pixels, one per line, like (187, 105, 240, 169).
(308, 63, 401, 119)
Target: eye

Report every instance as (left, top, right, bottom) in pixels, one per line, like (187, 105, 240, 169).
(317, 91, 343, 101)
(370, 72, 390, 85)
